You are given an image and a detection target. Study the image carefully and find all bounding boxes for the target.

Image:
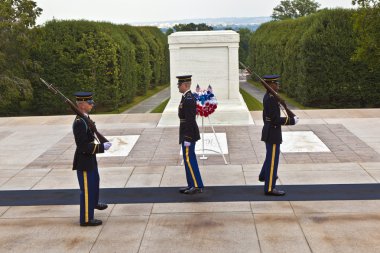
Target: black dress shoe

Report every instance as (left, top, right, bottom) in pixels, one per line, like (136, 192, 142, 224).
(259, 176, 279, 182)
(95, 203, 108, 210)
(179, 187, 191, 194)
(265, 189, 285, 196)
(80, 219, 102, 226)
(183, 187, 203, 194)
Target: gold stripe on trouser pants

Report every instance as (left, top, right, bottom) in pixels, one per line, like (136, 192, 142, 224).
(83, 171, 89, 222)
(268, 144, 276, 192)
(186, 146, 198, 188)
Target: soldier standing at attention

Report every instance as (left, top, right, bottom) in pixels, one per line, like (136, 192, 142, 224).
(258, 75, 299, 196)
(177, 75, 204, 194)
(72, 92, 112, 226)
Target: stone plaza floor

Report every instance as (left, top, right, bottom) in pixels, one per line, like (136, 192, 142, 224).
(1, 109, 380, 252)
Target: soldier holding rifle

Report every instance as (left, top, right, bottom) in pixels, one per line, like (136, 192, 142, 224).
(239, 63, 300, 196)
(258, 75, 299, 196)
(40, 78, 112, 226)
(72, 92, 112, 226)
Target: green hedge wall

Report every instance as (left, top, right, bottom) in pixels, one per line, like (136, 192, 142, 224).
(29, 20, 168, 115)
(0, 75, 33, 115)
(137, 27, 169, 89)
(248, 9, 380, 108)
(121, 25, 152, 97)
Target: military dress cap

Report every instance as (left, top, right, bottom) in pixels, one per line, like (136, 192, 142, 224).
(262, 75, 280, 82)
(176, 75, 192, 84)
(74, 92, 95, 104)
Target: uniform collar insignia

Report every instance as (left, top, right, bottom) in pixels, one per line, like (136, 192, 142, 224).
(183, 89, 191, 97)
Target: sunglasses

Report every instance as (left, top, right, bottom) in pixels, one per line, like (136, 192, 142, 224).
(87, 100, 95, 105)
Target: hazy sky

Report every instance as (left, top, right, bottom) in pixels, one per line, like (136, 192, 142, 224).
(34, 0, 355, 25)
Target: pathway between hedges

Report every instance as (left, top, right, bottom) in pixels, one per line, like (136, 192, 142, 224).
(123, 80, 298, 114)
(122, 87, 170, 114)
(239, 80, 299, 110)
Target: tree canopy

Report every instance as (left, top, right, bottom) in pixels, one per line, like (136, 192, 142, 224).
(238, 28, 253, 65)
(0, 0, 42, 115)
(272, 0, 320, 20)
(351, 0, 380, 72)
(352, 0, 379, 7)
(173, 23, 213, 32)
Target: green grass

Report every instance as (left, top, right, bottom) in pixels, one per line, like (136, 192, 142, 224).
(240, 88, 264, 111)
(247, 79, 266, 92)
(101, 83, 169, 114)
(247, 79, 314, 109)
(151, 98, 169, 113)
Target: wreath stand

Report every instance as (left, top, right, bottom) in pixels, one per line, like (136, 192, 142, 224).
(181, 115, 228, 165)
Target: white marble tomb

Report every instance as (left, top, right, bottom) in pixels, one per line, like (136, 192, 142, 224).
(158, 31, 254, 127)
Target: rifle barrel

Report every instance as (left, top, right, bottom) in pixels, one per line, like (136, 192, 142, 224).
(39, 78, 109, 144)
(239, 62, 296, 118)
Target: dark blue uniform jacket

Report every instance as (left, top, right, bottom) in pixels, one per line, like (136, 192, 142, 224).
(178, 91, 201, 144)
(72, 116, 104, 170)
(261, 92, 295, 144)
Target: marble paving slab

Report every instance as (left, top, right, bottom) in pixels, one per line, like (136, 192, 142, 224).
(282, 131, 331, 153)
(180, 133, 228, 155)
(97, 135, 140, 157)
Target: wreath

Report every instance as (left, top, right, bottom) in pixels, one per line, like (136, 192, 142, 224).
(193, 84, 218, 117)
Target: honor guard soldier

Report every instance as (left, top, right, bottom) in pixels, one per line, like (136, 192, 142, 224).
(72, 92, 112, 226)
(258, 75, 299, 196)
(177, 75, 204, 194)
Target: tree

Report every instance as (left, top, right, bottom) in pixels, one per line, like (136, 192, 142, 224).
(351, 0, 380, 71)
(0, 0, 42, 115)
(238, 28, 252, 65)
(196, 23, 214, 31)
(272, 0, 320, 20)
(173, 23, 213, 32)
(165, 28, 174, 36)
(0, 0, 42, 73)
(352, 0, 379, 7)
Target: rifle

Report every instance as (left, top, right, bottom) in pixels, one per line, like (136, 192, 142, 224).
(40, 78, 109, 144)
(239, 62, 296, 118)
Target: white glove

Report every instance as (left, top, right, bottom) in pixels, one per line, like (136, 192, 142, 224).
(184, 141, 191, 147)
(103, 142, 112, 150)
(294, 116, 299, 125)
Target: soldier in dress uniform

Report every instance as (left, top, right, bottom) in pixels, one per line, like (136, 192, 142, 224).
(72, 92, 112, 226)
(258, 75, 299, 196)
(177, 75, 204, 194)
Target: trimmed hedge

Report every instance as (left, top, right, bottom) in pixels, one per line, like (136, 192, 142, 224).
(137, 27, 169, 88)
(30, 20, 169, 115)
(0, 75, 33, 115)
(248, 9, 380, 108)
(121, 25, 152, 97)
